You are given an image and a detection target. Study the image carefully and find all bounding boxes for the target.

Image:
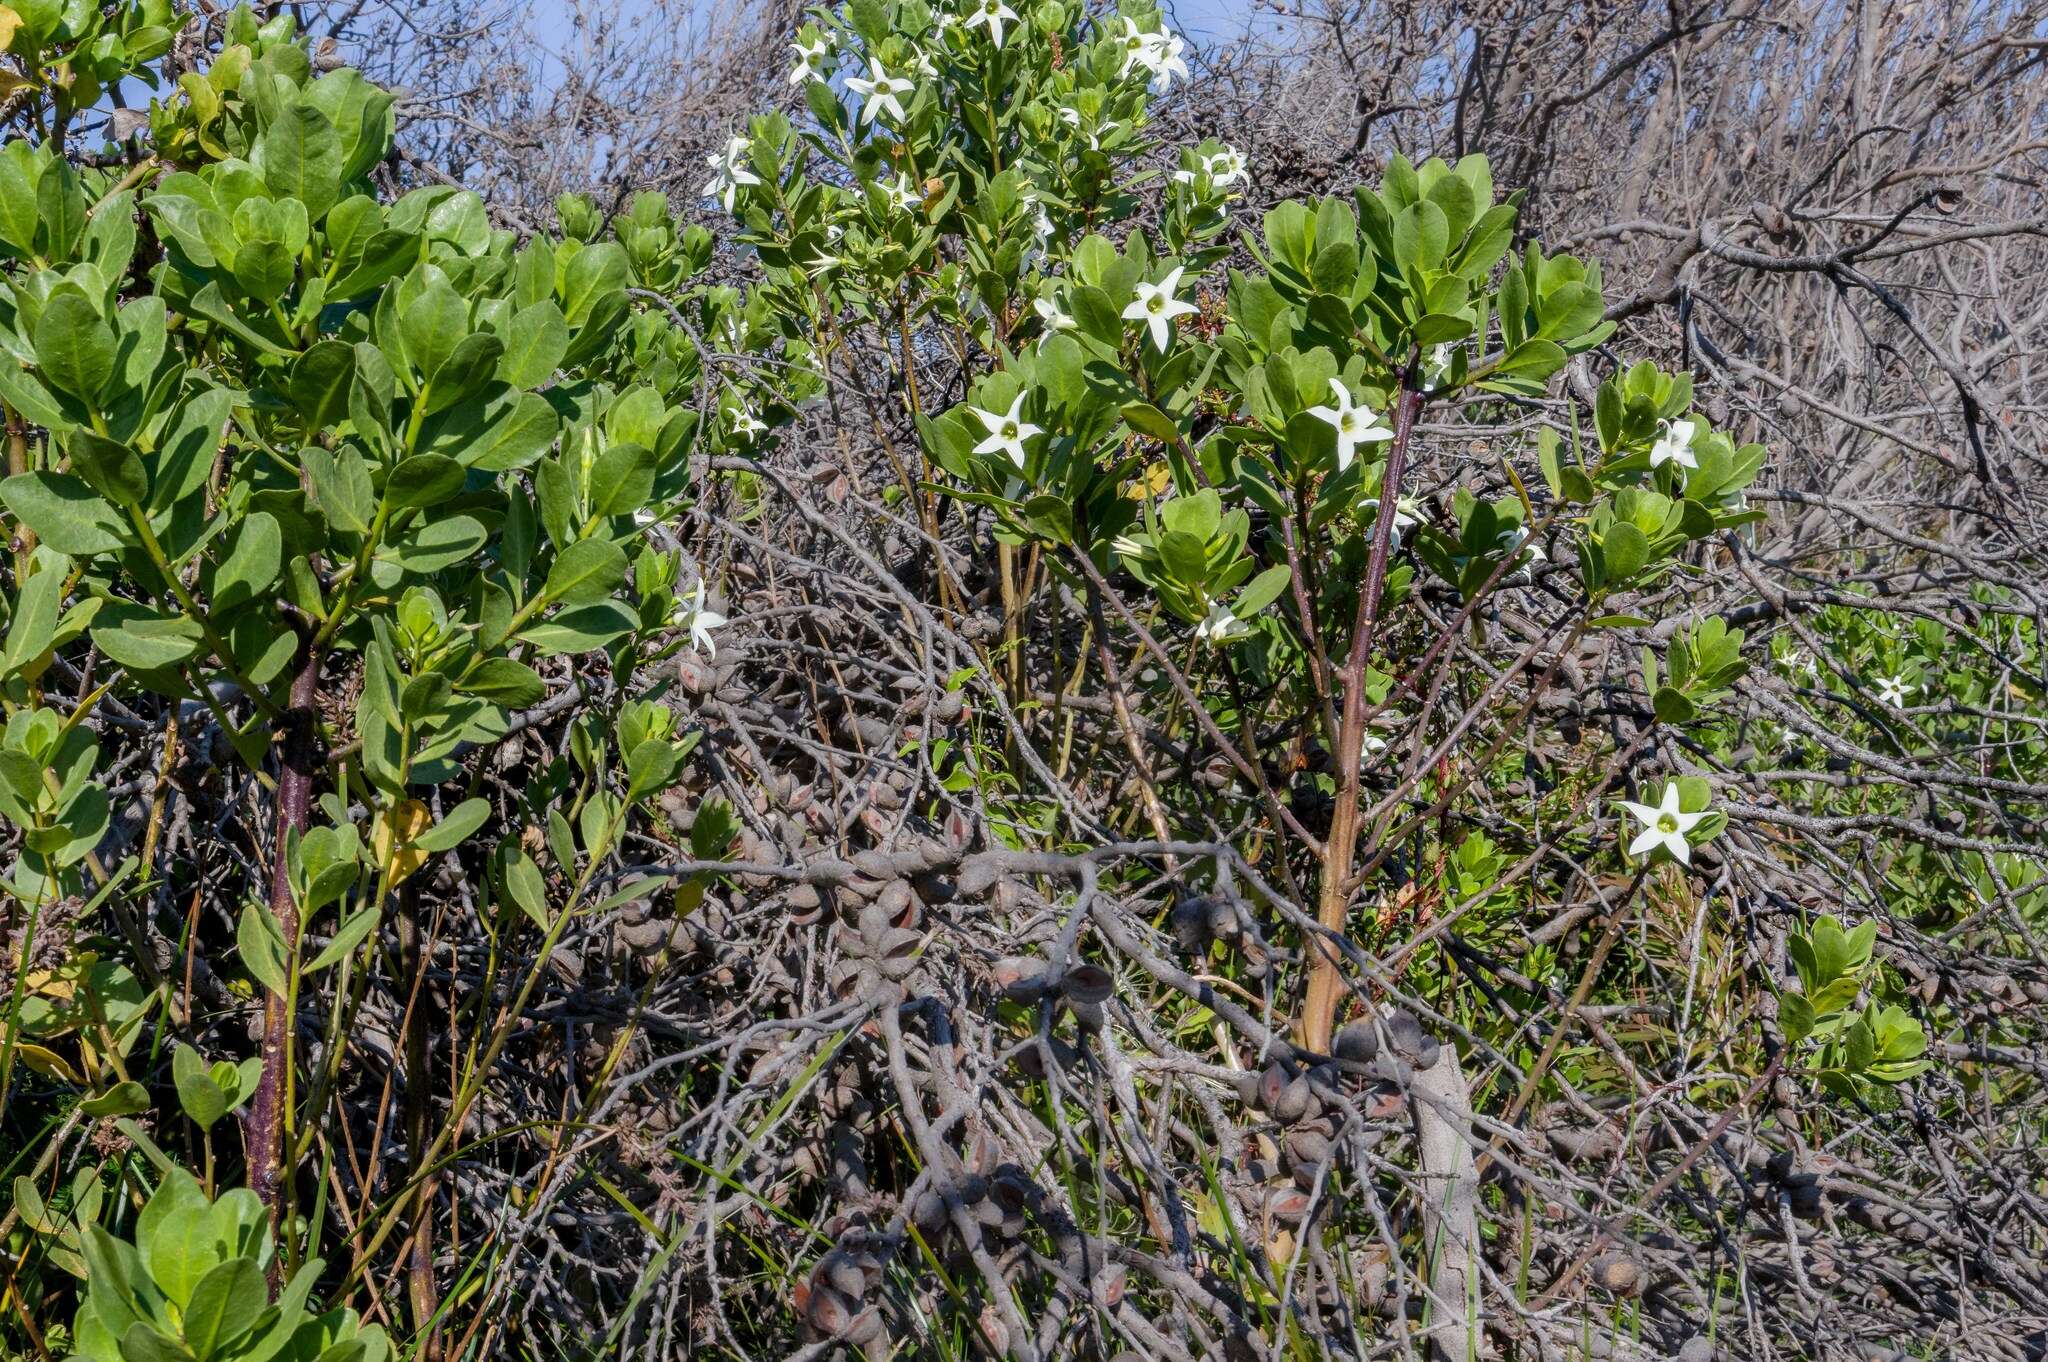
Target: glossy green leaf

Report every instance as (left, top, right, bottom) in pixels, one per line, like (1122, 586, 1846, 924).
(543, 539, 626, 606)
(34, 292, 116, 404)
(2, 472, 127, 554)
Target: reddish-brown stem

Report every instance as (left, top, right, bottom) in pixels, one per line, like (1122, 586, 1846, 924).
(1301, 382, 1423, 1055)
(244, 646, 322, 1230)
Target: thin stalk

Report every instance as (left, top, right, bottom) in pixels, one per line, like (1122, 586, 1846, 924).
(244, 647, 322, 1234)
(1301, 382, 1423, 1055)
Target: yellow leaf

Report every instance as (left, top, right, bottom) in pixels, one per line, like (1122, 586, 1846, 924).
(14, 1043, 84, 1085)
(0, 7, 23, 55)
(372, 799, 431, 885)
(23, 969, 73, 1002)
(1120, 460, 1173, 497)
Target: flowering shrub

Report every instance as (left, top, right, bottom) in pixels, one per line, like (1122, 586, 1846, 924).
(0, 1, 2034, 1358)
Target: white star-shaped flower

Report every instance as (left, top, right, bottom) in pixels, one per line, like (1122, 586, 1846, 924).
(1359, 495, 1423, 546)
(1145, 30, 1189, 89)
(846, 59, 917, 125)
(910, 47, 938, 78)
(676, 580, 728, 660)
(1057, 106, 1118, 151)
(1208, 146, 1248, 186)
(1123, 265, 1199, 351)
(1619, 782, 1708, 864)
(879, 172, 921, 214)
(1649, 417, 1699, 471)
(787, 36, 831, 85)
(1116, 17, 1156, 76)
(963, 0, 1018, 47)
(1307, 378, 1396, 470)
(730, 403, 766, 441)
(700, 135, 761, 212)
(1874, 673, 1913, 707)
(1422, 342, 1459, 391)
(970, 391, 1043, 468)
(1194, 600, 1250, 647)
(1034, 294, 1074, 336)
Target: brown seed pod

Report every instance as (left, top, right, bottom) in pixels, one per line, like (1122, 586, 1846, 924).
(804, 1281, 855, 1336)
(822, 1251, 867, 1301)
(1381, 1009, 1437, 1066)
(1205, 897, 1242, 942)
(1265, 1186, 1314, 1225)
(1257, 1062, 1291, 1112)
(991, 956, 1048, 1004)
(1333, 1022, 1378, 1067)
(1169, 898, 1213, 953)
(1272, 1074, 1314, 1125)
(1588, 1252, 1645, 1296)
(1062, 963, 1114, 1005)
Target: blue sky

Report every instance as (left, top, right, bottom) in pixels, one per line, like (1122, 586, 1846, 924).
(514, 0, 1277, 92)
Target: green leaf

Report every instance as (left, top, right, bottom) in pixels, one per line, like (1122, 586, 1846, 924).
(503, 851, 548, 927)
(401, 281, 469, 381)
(413, 797, 489, 852)
(543, 539, 627, 606)
(302, 446, 374, 536)
(172, 1045, 228, 1130)
(588, 442, 655, 518)
(304, 906, 381, 972)
(626, 739, 680, 801)
(36, 159, 86, 261)
(517, 600, 636, 656)
(187, 282, 291, 357)
(91, 610, 204, 671)
(1157, 529, 1209, 586)
(559, 242, 629, 327)
(151, 387, 236, 515)
(289, 341, 356, 434)
(1, 472, 127, 554)
(1231, 563, 1291, 618)
(499, 300, 569, 389)
(34, 292, 116, 405)
(0, 358, 70, 432)
(1493, 338, 1568, 380)
(381, 514, 486, 573)
(181, 1255, 267, 1358)
(0, 148, 38, 253)
(232, 239, 294, 304)
(1602, 523, 1649, 583)
(64, 430, 147, 506)
(384, 454, 466, 508)
(237, 899, 291, 997)
(329, 228, 421, 300)
(255, 103, 343, 221)
(421, 332, 504, 414)
(1651, 685, 1696, 724)
(211, 512, 282, 613)
(1120, 402, 1180, 443)
(3, 555, 64, 676)
(456, 391, 559, 472)
(456, 657, 546, 707)
(79, 1080, 151, 1117)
